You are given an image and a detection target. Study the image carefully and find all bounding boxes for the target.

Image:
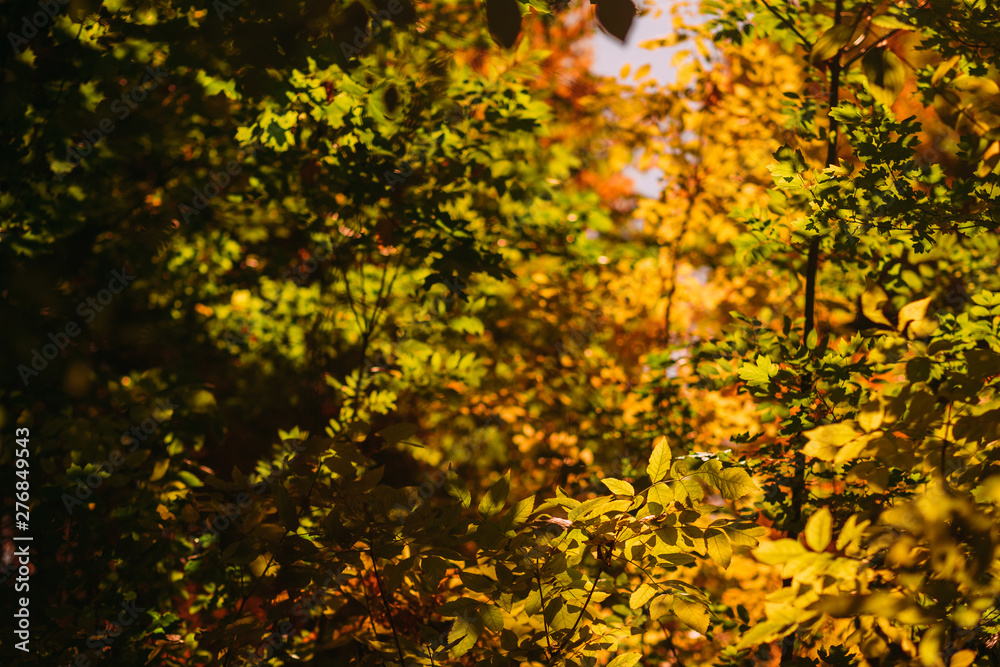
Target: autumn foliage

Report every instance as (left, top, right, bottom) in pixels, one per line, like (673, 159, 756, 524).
(1, 0, 999, 665)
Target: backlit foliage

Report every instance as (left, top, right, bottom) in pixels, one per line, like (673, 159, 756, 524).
(1, 0, 998, 665)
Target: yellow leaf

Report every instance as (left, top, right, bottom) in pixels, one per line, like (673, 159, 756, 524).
(951, 76, 1000, 96)
(833, 515, 857, 552)
(833, 433, 876, 465)
(754, 538, 807, 564)
(150, 458, 170, 482)
(645, 483, 673, 511)
(673, 597, 710, 634)
(857, 400, 884, 433)
(736, 620, 789, 649)
(705, 528, 733, 568)
(629, 583, 657, 609)
(607, 653, 642, 667)
(649, 593, 673, 620)
(603, 478, 635, 496)
(231, 289, 251, 310)
(949, 650, 976, 667)
(810, 23, 854, 65)
(932, 55, 960, 85)
(919, 623, 946, 667)
(804, 422, 860, 462)
(646, 437, 671, 483)
(803, 438, 839, 461)
(804, 507, 832, 552)
(898, 296, 933, 333)
(861, 279, 893, 327)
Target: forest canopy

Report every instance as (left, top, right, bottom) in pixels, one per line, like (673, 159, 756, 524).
(1, 0, 999, 665)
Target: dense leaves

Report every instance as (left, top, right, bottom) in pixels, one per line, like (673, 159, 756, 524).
(1, 0, 999, 665)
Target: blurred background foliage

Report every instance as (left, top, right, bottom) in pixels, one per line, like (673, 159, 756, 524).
(2, 0, 1000, 664)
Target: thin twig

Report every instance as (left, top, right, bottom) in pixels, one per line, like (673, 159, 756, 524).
(758, 0, 812, 52)
(369, 544, 406, 666)
(532, 560, 555, 664)
(558, 563, 604, 655)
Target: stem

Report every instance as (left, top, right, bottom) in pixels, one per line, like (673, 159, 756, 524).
(558, 563, 603, 655)
(532, 562, 555, 664)
(357, 564, 383, 647)
(795, 0, 844, 533)
(759, 0, 812, 51)
(784, 2, 844, 662)
(222, 567, 247, 667)
(369, 545, 406, 667)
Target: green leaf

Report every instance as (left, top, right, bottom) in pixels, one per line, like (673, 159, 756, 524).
(629, 583, 657, 609)
(499, 494, 535, 532)
(602, 478, 635, 496)
(479, 604, 504, 632)
(438, 597, 481, 617)
(460, 572, 496, 593)
(871, 14, 912, 30)
(523, 589, 542, 616)
(445, 471, 472, 508)
(804, 507, 833, 552)
(738, 354, 779, 388)
(479, 471, 511, 518)
(647, 437, 672, 483)
(673, 597, 710, 634)
(447, 614, 483, 657)
(829, 103, 863, 124)
(810, 23, 854, 65)
(379, 423, 418, 444)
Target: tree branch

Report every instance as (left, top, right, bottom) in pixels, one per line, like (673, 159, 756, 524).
(369, 544, 406, 666)
(758, 0, 812, 52)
